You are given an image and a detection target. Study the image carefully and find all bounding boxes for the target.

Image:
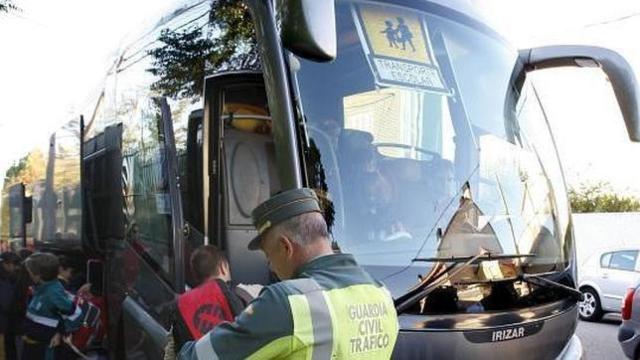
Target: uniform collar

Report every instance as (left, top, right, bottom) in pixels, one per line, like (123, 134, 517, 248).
(294, 253, 356, 278)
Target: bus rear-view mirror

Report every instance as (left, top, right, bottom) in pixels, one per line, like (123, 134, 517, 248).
(519, 45, 640, 142)
(277, 0, 337, 62)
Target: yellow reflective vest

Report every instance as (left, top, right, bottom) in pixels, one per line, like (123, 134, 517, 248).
(179, 253, 399, 359)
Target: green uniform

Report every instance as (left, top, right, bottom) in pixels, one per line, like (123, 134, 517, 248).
(178, 253, 399, 359)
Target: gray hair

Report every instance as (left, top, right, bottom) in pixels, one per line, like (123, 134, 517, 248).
(272, 212, 329, 246)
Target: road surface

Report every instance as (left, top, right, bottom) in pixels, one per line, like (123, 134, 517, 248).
(577, 314, 626, 359)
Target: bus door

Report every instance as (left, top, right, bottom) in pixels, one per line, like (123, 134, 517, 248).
(204, 72, 279, 285)
(83, 97, 186, 358)
(119, 97, 186, 359)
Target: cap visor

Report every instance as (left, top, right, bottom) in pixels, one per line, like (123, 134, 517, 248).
(247, 234, 262, 251)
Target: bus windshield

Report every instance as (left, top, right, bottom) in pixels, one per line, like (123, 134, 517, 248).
(292, 0, 572, 297)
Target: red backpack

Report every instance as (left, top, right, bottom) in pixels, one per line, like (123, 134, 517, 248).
(71, 296, 104, 350)
(177, 280, 234, 339)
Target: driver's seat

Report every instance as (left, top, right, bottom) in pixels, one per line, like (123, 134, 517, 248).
(384, 158, 430, 230)
(337, 129, 376, 181)
(337, 129, 383, 239)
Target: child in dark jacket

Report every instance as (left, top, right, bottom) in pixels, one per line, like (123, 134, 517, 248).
(0, 252, 20, 359)
(22, 253, 83, 360)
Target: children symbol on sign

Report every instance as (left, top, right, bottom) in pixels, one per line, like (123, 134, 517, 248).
(396, 17, 416, 52)
(380, 17, 416, 52)
(381, 20, 399, 48)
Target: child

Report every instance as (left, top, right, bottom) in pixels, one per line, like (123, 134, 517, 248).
(57, 256, 74, 292)
(381, 20, 398, 48)
(57, 255, 86, 294)
(396, 16, 416, 51)
(10, 254, 34, 360)
(0, 252, 20, 359)
(22, 253, 82, 359)
(171, 245, 245, 351)
(56, 255, 94, 359)
(164, 245, 263, 359)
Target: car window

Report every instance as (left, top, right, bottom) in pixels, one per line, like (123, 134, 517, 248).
(609, 251, 638, 271)
(600, 252, 612, 268)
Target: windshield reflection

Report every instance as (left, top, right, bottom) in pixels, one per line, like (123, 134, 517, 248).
(293, 1, 571, 285)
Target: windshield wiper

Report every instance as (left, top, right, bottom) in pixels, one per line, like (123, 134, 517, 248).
(450, 271, 582, 302)
(395, 252, 538, 313)
(520, 272, 583, 302)
(413, 253, 536, 263)
(395, 252, 488, 313)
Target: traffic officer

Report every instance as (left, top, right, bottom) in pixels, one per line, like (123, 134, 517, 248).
(178, 188, 399, 359)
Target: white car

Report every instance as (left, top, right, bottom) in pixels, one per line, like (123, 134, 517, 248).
(579, 248, 640, 321)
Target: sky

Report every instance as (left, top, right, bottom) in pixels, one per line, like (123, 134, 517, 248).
(0, 0, 180, 172)
(2, 0, 640, 195)
(476, 0, 640, 196)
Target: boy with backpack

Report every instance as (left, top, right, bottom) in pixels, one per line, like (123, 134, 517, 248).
(22, 253, 83, 359)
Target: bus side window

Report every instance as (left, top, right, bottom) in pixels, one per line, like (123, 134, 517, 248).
(120, 94, 176, 280)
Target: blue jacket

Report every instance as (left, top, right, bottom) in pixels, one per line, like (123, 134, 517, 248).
(23, 280, 82, 342)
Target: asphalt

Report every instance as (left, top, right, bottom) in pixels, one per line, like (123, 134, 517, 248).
(577, 314, 626, 360)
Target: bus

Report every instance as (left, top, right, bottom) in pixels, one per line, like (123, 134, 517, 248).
(3, 0, 640, 358)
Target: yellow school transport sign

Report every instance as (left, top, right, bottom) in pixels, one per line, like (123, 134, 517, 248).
(354, 3, 450, 94)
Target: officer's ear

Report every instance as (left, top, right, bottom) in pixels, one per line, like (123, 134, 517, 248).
(278, 235, 295, 258)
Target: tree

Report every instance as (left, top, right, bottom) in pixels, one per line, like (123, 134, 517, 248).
(2, 149, 46, 192)
(0, 0, 19, 14)
(147, 0, 259, 100)
(568, 181, 640, 213)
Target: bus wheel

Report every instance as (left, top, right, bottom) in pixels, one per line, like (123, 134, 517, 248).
(579, 288, 603, 321)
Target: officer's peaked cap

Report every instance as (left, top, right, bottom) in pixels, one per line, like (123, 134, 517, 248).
(248, 188, 322, 250)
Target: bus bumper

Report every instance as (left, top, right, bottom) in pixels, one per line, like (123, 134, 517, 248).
(556, 335, 583, 360)
(392, 301, 579, 359)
